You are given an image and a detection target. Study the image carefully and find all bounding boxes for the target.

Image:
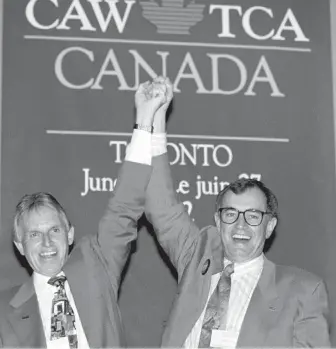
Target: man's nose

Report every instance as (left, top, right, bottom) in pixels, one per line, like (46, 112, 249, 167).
(236, 212, 247, 228)
(42, 232, 52, 247)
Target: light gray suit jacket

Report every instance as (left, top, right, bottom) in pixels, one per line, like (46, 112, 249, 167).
(145, 153, 330, 347)
(0, 160, 152, 348)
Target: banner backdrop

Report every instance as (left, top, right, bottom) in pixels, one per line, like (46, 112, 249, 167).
(1, 0, 336, 346)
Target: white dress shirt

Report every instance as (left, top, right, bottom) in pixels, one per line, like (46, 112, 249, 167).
(184, 254, 264, 349)
(126, 129, 152, 164)
(33, 129, 152, 348)
(34, 272, 90, 349)
(151, 132, 167, 156)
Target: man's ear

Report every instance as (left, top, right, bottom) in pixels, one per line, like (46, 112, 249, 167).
(214, 212, 221, 231)
(266, 217, 277, 239)
(68, 226, 75, 245)
(14, 240, 25, 256)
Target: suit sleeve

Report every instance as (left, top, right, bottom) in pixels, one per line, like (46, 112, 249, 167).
(145, 153, 201, 278)
(294, 279, 331, 347)
(94, 160, 152, 290)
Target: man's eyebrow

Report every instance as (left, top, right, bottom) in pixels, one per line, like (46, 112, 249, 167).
(48, 225, 62, 231)
(26, 229, 40, 233)
(23, 229, 41, 239)
(26, 225, 61, 233)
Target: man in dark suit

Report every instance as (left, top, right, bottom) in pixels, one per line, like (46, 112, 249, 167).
(145, 76, 330, 348)
(0, 81, 167, 348)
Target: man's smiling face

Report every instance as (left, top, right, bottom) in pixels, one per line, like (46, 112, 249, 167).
(15, 206, 74, 277)
(214, 187, 277, 263)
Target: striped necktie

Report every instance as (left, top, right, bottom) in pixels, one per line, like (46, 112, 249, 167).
(198, 263, 234, 347)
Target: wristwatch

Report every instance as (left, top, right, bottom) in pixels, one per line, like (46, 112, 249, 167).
(134, 123, 154, 133)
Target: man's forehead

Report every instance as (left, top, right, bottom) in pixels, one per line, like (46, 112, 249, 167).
(221, 187, 267, 208)
(21, 206, 63, 229)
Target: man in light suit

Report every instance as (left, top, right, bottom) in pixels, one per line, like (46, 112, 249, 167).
(0, 81, 167, 348)
(145, 77, 330, 348)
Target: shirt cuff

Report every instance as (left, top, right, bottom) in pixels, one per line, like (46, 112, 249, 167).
(125, 129, 151, 165)
(152, 132, 167, 157)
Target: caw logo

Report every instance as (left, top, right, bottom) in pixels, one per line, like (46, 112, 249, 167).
(139, 0, 205, 35)
(25, 0, 309, 42)
(24, 0, 311, 97)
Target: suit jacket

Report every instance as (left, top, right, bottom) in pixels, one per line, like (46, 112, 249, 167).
(0, 160, 152, 348)
(145, 153, 330, 347)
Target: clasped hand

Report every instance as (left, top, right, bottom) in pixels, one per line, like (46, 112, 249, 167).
(135, 76, 173, 128)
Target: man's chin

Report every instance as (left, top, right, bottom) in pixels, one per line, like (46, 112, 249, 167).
(226, 248, 252, 263)
(36, 263, 63, 277)
(41, 269, 62, 277)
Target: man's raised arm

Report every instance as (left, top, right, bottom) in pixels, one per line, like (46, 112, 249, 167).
(96, 82, 166, 290)
(145, 77, 201, 278)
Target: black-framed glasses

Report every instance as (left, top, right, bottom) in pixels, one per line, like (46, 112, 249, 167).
(218, 208, 271, 226)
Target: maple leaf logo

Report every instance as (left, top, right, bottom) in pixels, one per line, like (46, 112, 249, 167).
(139, 0, 205, 35)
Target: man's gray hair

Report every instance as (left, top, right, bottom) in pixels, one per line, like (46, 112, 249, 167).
(13, 192, 72, 242)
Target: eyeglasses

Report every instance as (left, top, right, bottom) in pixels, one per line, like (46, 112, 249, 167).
(218, 208, 271, 226)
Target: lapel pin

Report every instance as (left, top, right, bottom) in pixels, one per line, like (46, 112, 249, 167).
(201, 259, 210, 275)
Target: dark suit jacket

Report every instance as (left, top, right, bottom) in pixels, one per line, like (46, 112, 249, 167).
(0, 160, 152, 348)
(145, 153, 330, 347)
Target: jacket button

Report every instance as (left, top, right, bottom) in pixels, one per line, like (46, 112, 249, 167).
(201, 259, 210, 275)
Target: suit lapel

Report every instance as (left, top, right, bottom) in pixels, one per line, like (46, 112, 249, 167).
(237, 258, 282, 347)
(210, 228, 224, 275)
(164, 228, 224, 347)
(64, 245, 103, 349)
(8, 278, 46, 348)
(169, 256, 212, 345)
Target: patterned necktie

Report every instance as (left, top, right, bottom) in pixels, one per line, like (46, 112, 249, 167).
(198, 264, 234, 348)
(48, 275, 78, 348)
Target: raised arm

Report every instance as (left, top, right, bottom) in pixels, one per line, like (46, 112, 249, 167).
(95, 82, 166, 289)
(145, 77, 201, 278)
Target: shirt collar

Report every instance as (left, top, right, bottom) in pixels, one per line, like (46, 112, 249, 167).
(224, 253, 264, 275)
(33, 271, 65, 291)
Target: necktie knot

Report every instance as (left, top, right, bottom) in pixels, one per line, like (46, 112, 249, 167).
(224, 263, 234, 277)
(48, 275, 67, 288)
